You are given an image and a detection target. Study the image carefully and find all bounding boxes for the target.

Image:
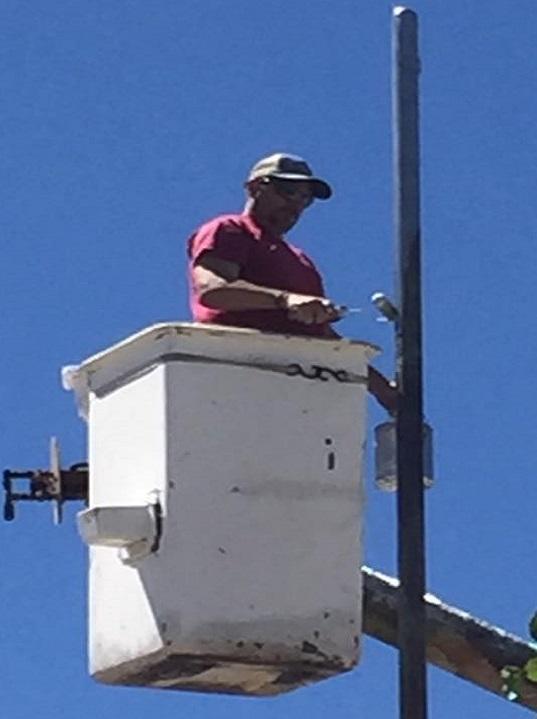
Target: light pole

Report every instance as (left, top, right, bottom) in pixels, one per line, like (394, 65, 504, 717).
(392, 7, 428, 719)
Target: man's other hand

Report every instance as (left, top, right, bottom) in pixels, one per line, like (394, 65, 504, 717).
(368, 366, 398, 415)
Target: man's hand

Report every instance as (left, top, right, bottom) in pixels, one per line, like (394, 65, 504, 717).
(281, 293, 343, 325)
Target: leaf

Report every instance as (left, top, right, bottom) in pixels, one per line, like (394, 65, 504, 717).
(524, 657, 537, 683)
(529, 611, 537, 641)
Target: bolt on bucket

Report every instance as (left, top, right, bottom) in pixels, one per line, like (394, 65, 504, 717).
(374, 420, 434, 492)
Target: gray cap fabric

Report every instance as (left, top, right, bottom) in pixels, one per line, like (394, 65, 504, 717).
(246, 152, 332, 200)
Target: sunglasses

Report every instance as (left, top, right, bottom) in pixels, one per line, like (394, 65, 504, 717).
(263, 178, 314, 207)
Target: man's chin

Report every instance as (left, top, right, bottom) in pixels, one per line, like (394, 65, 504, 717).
(260, 209, 300, 236)
(275, 214, 299, 234)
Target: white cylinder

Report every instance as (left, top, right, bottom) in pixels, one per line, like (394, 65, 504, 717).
(374, 420, 434, 492)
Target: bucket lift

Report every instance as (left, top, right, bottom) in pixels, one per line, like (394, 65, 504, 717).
(3, 323, 379, 696)
(4, 322, 377, 696)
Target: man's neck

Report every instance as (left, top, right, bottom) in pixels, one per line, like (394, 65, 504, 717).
(243, 205, 283, 239)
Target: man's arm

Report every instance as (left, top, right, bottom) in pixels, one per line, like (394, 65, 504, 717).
(193, 254, 342, 325)
(322, 326, 397, 413)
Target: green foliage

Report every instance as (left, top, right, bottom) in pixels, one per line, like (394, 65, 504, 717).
(500, 611, 537, 703)
(525, 657, 537, 683)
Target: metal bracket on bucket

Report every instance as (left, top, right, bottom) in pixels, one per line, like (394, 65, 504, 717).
(3, 437, 88, 523)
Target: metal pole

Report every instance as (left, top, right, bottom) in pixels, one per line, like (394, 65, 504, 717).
(392, 7, 428, 719)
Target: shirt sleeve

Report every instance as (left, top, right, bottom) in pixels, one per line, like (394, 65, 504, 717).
(187, 217, 251, 269)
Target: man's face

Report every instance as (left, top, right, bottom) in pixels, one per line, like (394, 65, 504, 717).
(250, 178, 314, 235)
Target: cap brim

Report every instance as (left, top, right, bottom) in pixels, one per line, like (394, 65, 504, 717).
(269, 173, 332, 200)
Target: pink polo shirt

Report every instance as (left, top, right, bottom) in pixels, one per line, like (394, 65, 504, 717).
(187, 212, 328, 337)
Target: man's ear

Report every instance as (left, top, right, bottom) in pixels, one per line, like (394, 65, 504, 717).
(245, 178, 264, 199)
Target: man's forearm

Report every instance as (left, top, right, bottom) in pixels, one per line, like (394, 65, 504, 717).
(200, 279, 286, 311)
(193, 263, 337, 323)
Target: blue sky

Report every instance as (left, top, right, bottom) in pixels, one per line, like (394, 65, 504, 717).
(2, 1, 537, 717)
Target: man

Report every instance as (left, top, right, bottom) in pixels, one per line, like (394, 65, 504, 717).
(187, 152, 396, 411)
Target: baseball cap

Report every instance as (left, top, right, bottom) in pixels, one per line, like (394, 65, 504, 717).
(246, 152, 332, 200)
